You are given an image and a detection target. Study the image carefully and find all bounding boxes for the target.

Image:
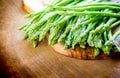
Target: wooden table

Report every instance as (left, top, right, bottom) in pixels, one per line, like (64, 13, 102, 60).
(0, 0, 120, 78)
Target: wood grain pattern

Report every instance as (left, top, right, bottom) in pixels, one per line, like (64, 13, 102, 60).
(0, 0, 120, 78)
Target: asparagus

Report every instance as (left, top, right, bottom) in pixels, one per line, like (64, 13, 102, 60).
(113, 45, 120, 52)
(64, 32, 73, 49)
(55, 11, 120, 18)
(71, 15, 101, 32)
(105, 30, 120, 46)
(96, 34, 103, 48)
(38, 20, 54, 41)
(23, 0, 61, 18)
(96, 17, 117, 33)
(19, 0, 120, 56)
(79, 22, 98, 39)
(33, 40, 38, 48)
(20, 0, 61, 33)
(73, 21, 98, 48)
(69, 2, 120, 8)
(23, 0, 79, 37)
(87, 18, 106, 47)
(58, 18, 73, 43)
(49, 16, 71, 45)
(72, 25, 85, 48)
(49, 5, 120, 12)
(72, 23, 87, 48)
(28, 22, 46, 40)
(94, 48, 100, 57)
(101, 30, 112, 54)
(23, 0, 74, 18)
(78, 22, 99, 48)
(48, 0, 84, 45)
(19, 15, 40, 30)
(58, 16, 79, 43)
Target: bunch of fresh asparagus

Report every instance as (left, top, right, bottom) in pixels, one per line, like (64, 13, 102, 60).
(19, 0, 120, 56)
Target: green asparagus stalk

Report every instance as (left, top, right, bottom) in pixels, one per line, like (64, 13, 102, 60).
(69, 2, 120, 8)
(49, 16, 71, 45)
(64, 32, 73, 49)
(101, 30, 112, 54)
(58, 17, 75, 43)
(54, 11, 120, 18)
(72, 23, 87, 48)
(73, 21, 98, 48)
(95, 34, 103, 48)
(105, 30, 120, 46)
(48, 5, 120, 12)
(71, 15, 101, 32)
(94, 48, 100, 57)
(33, 40, 38, 48)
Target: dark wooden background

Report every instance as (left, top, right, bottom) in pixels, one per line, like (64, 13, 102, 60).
(0, 0, 120, 78)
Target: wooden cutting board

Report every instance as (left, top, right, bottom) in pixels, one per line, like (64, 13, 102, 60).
(0, 0, 120, 78)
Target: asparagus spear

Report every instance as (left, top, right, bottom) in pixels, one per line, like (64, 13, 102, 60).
(19, 15, 40, 30)
(72, 22, 87, 49)
(101, 30, 112, 54)
(23, 0, 79, 36)
(94, 48, 100, 57)
(69, 2, 120, 8)
(23, 0, 61, 18)
(105, 30, 120, 46)
(58, 18, 73, 43)
(48, 5, 120, 12)
(64, 32, 73, 49)
(73, 21, 98, 48)
(95, 34, 103, 48)
(71, 15, 101, 31)
(97, 17, 117, 33)
(113, 45, 120, 52)
(58, 16, 79, 43)
(33, 40, 38, 48)
(55, 11, 120, 18)
(48, 16, 71, 45)
(48, 0, 84, 45)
